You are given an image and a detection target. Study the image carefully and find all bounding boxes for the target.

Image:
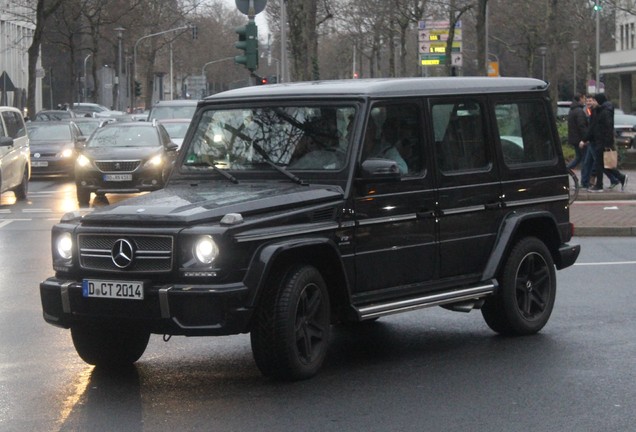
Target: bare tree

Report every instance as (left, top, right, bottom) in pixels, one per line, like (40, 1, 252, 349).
(25, 0, 64, 117)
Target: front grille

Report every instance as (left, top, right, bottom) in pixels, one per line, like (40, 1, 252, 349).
(95, 160, 140, 172)
(78, 234, 173, 272)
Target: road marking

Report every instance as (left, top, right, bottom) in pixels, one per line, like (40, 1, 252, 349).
(22, 208, 53, 213)
(574, 261, 636, 266)
(0, 219, 31, 228)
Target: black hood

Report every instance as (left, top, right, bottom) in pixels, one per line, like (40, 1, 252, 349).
(77, 181, 344, 225)
(82, 145, 163, 161)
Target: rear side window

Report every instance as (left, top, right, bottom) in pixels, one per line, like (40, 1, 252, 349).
(1, 111, 25, 138)
(432, 100, 488, 173)
(495, 101, 556, 166)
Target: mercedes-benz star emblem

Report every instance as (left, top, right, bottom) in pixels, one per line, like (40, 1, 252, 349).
(111, 239, 134, 269)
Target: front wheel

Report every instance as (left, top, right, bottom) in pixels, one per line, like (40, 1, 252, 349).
(13, 167, 28, 200)
(250, 265, 331, 380)
(76, 184, 91, 206)
(482, 237, 556, 336)
(71, 325, 150, 368)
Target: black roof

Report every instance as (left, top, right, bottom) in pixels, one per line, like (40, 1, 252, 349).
(204, 77, 548, 103)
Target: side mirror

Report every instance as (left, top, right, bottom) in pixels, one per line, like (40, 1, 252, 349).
(358, 158, 401, 181)
(75, 136, 87, 149)
(0, 136, 14, 147)
(166, 142, 179, 152)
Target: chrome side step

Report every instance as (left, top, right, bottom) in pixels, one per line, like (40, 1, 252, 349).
(354, 282, 497, 320)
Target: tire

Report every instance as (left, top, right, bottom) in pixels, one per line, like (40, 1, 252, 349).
(13, 167, 28, 200)
(250, 265, 331, 381)
(481, 237, 556, 336)
(71, 325, 150, 368)
(76, 184, 91, 206)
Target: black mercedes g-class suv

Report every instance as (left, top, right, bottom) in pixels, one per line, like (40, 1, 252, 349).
(41, 77, 580, 380)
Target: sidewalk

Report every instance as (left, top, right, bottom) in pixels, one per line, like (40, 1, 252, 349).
(570, 168, 636, 236)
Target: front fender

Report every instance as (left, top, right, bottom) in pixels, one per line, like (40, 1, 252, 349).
(242, 237, 344, 307)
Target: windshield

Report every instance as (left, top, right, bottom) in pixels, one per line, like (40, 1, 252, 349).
(27, 124, 72, 140)
(88, 126, 160, 148)
(183, 105, 356, 172)
(150, 105, 197, 120)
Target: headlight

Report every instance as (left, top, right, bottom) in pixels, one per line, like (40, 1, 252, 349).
(144, 154, 163, 168)
(60, 148, 74, 158)
(56, 232, 73, 260)
(76, 154, 91, 168)
(193, 235, 219, 264)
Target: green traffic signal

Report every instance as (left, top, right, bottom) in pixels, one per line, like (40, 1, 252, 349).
(593, 0, 602, 11)
(234, 21, 258, 71)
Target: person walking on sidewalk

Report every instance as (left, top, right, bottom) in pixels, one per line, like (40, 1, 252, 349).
(580, 93, 628, 192)
(567, 94, 588, 173)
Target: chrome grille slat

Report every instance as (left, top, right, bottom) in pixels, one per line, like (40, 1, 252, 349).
(78, 234, 173, 272)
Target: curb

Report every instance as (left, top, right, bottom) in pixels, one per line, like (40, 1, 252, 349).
(574, 226, 636, 237)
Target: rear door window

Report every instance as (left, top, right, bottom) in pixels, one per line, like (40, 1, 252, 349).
(495, 101, 556, 167)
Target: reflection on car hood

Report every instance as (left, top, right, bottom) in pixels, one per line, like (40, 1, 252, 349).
(82, 146, 162, 160)
(30, 140, 74, 151)
(79, 181, 344, 225)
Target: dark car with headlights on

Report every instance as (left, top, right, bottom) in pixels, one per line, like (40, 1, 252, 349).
(40, 78, 579, 381)
(27, 121, 83, 176)
(74, 121, 178, 205)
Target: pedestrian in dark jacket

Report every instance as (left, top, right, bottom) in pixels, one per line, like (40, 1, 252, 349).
(581, 93, 628, 192)
(567, 94, 588, 170)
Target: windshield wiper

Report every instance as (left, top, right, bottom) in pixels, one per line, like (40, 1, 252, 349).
(251, 140, 307, 186)
(184, 161, 239, 184)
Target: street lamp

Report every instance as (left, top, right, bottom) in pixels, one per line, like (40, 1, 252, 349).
(115, 27, 126, 111)
(83, 53, 91, 103)
(537, 44, 547, 81)
(570, 40, 579, 96)
(201, 57, 234, 95)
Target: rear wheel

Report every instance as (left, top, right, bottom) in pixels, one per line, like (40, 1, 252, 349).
(482, 237, 556, 336)
(13, 167, 28, 200)
(71, 325, 150, 368)
(250, 265, 331, 380)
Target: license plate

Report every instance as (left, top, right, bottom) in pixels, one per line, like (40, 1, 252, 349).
(103, 173, 133, 181)
(32, 161, 49, 167)
(82, 279, 144, 300)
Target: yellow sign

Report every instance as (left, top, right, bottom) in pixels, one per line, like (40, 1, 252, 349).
(488, 61, 500, 77)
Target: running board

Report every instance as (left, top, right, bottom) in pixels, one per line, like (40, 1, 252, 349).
(354, 282, 497, 320)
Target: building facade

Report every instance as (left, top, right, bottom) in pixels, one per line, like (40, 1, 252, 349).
(1, 3, 43, 115)
(600, 8, 636, 112)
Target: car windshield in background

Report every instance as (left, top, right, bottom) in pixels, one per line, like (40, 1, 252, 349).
(161, 122, 189, 140)
(183, 105, 356, 172)
(151, 105, 197, 120)
(88, 125, 160, 148)
(27, 123, 72, 140)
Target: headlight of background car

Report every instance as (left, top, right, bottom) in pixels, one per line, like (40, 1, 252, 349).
(144, 154, 163, 168)
(60, 147, 74, 158)
(193, 235, 219, 264)
(56, 232, 73, 260)
(76, 154, 91, 168)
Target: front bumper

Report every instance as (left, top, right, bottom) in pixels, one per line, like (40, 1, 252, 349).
(40, 277, 253, 336)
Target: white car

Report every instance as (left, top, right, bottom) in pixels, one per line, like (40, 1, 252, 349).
(0, 106, 30, 201)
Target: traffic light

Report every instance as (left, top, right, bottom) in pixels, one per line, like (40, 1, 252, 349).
(134, 80, 141, 97)
(593, 0, 602, 11)
(192, 25, 198, 39)
(235, 21, 258, 71)
(251, 73, 268, 85)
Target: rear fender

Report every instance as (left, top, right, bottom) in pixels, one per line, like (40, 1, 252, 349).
(481, 211, 561, 281)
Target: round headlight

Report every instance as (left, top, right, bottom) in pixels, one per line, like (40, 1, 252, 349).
(56, 232, 73, 260)
(194, 235, 219, 264)
(61, 148, 74, 158)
